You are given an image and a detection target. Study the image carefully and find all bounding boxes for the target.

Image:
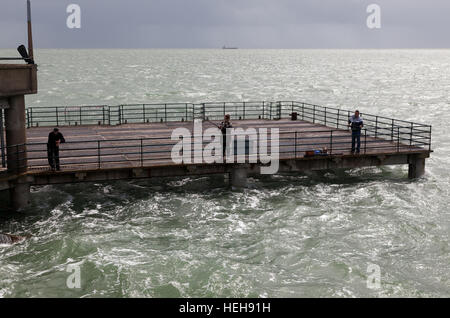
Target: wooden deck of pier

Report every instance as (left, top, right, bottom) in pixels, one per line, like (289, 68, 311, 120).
(24, 119, 424, 170)
(0, 118, 422, 186)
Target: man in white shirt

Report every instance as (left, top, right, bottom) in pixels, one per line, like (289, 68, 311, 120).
(348, 110, 364, 154)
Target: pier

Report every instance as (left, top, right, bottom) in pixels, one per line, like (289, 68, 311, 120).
(0, 101, 432, 211)
(0, 1, 433, 212)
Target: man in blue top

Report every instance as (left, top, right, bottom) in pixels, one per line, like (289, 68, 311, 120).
(348, 110, 364, 154)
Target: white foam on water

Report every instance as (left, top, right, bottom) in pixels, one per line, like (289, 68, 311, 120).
(1, 49, 449, 297)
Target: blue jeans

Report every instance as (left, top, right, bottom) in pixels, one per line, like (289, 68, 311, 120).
(352, 130, 361, 153)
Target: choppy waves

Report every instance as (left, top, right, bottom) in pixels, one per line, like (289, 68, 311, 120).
(1, 49, 449, 297)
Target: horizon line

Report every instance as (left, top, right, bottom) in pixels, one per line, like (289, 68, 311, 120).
(1, 47, 450, 50)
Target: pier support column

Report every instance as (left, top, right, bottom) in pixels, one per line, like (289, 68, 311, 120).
(4, 96, 30, 211)
(9, 176, 31, 211)
(229, 165, 248, 189)
(408, 156, 426, 179)
(4, 95, 27, 173)
(0, 62, 37, 212)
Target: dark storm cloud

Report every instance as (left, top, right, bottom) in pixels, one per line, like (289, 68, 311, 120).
(0, 0, 449, 48)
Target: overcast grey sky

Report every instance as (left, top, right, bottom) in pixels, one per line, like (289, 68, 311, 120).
(1, 0, 449, 49)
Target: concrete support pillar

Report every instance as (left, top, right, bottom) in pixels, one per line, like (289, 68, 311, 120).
(0, 63, 37, 212)
(5, 95, 27, 173)
(229, 165, 248, 189)
(4, 95, 30, 211)
(408, 156, 425, 179)
(9, 176, 31, 211)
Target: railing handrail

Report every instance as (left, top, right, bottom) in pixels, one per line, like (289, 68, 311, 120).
(0, 100, 430, 173)
(8, 129, 359, 150)
(286, 101, 430, 128)
(24, 100, 432, 128)
(2, 126, 432, 174)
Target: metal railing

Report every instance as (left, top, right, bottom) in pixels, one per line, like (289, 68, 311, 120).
(3, 126, 430, 174)
(0, 100, 431, 173)
(282, 101, 432, 151)
(24, 101, 432, 151)
(25, 101, 285, 128)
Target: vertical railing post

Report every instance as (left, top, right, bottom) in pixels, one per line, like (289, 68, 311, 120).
(294, 131, 297, 158)
(185, 103, 188, 121)
(0, 109, 5, 168)
(337, 109, 340, 129)
(262, 102, 265, 119)
(324, 107, 327, 126)
(26, 108, 30, 128)
(140, 138, 144, 167)
(301, 103, 305, 121)
(30, 108, 33, 127)
(243, 102, 246, 120)
(313, 105, 316, 123)
(429, 126, 432, 152)
(79, 107, 82, 126)
(330, 130, 333, 155)
(375, 116, 378, 138)
(165, 104, 167, 122)
(56, 107, 59, 127)
(202, 103, 206, 120)
(410, 122, 413, 147)
(97, 140, 101, 169)
(428, 125, 433, 151)
(179, 136, 184, 163)
(143, 104, 146, 123)
(391, 119, 395, 142)
(364, 129, 367, 154)
(397, 127, 400, 152)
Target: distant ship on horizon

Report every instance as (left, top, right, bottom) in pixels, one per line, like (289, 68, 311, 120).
(222, 45, 238, 50)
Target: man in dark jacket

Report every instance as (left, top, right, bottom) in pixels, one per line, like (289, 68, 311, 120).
(218, 114, 233, 158)
(47, 128, 65, 171)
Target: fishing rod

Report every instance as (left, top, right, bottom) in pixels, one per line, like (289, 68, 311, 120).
(204, 119, 221, 129)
